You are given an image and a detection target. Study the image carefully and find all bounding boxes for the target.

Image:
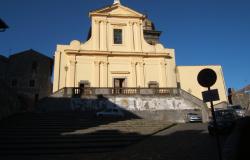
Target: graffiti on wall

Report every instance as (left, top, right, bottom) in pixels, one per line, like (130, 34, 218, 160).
(71, 96, 200, 111)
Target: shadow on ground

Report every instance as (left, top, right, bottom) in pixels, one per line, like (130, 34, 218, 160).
(0, 116, 230, 160)
(0, 96, 241, 160)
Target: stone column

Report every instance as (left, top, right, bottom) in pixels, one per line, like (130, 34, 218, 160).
(100, 21, 104, 50)
(100, 21, 107, 51)
(160, 61, 167, 87)
(137, 62, 145, 87)
(53, 51, 61, 92)
(107, 62, 110, 87)
(100, 61, 108, 87)
(106, 21, 109, 51)
(133, 22, 139, 52)
(69, 60, 75, 87)
(93, 20, 100, 50)
(94, 61, 100, 87)
(139, 22, 143, 51)
(129, 22, 134, 51)
(131, 62, 137, 87)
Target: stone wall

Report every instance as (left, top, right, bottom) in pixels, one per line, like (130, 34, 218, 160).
(70, 95, 205, 123)
(0, 80, 21, 120)
(232, 93, 250, 110)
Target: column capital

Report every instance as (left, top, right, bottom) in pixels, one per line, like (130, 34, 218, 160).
(94, 61, 100, 65)
(128, 21, 134, 26)
(94, 20, 100, 24)
(100, 61, 108, 65)
(160, 62, 167, 66)
(138, 62, 145, 66)
(131, 62, 136, 66)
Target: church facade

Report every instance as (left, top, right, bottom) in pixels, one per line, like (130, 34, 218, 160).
(53, 0, 227, 105)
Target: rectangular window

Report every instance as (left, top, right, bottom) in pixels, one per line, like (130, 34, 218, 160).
(29, 80, 35, 87)
(113, 29, 122, 44)
(31, 61, 38, 73)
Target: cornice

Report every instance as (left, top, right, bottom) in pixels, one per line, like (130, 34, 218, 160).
(64, 50, 172, 58)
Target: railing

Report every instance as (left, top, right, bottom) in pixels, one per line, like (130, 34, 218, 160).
(179, 89, 206, 107)
(65, 87, 180, 97)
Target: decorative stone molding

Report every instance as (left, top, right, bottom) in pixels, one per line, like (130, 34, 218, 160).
(160, 62, 167, 66)
(94, 61, 100, 65)
(111, 71, 130, 74)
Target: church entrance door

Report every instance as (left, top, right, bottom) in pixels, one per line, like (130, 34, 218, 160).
(114, 78, 125, 94)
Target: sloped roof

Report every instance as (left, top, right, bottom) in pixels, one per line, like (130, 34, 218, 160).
(238, 84, 250, 93)
(89, 3, 145, 18)
(0, 55, 8, 62)
(9, 49, 53, 61)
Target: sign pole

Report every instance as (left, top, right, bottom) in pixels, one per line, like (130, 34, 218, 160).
(197, 68, 222, 160)
(208, 87, 222, 160)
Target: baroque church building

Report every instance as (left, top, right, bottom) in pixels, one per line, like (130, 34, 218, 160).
(53, 0, 227, 106)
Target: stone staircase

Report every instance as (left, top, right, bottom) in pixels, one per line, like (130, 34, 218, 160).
(0, 112, 172, 157)
(36, 97, 72, 112)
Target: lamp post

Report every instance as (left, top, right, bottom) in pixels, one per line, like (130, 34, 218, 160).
(0, 18, 8, 32)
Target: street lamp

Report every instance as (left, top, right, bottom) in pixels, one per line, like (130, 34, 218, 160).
(0, 18, 8, 32)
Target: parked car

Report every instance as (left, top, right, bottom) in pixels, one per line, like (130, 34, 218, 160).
(227, 105, 246, 118)
(208, 109, 237, 135)
(186, 113, 202, 123)
(96, 108, 124, 118)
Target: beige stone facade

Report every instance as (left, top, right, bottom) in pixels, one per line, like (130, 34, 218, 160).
(177, 66, 228, 105)
(53, 2, 176, 91)
(53, 1, 227, 105)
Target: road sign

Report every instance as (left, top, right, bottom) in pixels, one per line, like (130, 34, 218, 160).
(197, 69, 217, 88)
(197, 68, 222, 160)
(202, 89, 220, 102)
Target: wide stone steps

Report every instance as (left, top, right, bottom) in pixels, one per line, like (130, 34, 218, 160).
(0, 112, 171, 156)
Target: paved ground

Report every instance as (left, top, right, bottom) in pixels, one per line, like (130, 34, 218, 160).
(0, 112, 172, 159)
(0, 112, 232, 160)
(75, 123, 228, 160)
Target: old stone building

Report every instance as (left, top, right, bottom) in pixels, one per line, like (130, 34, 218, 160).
(47, 0, 228, 123)
(53, 0, 227, 106)
(6, 49, 53, 109)
(231, 85, 250, 110)
(0, 55, 8, 81)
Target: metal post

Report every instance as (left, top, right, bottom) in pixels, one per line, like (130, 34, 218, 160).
(208, 87, 222, 160)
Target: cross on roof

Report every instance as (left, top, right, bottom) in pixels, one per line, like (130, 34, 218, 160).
(114, 0, 121, 4)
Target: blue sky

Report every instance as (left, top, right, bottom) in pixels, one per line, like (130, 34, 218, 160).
(0, 0, 250, 90)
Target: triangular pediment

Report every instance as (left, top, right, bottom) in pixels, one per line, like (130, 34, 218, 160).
(90, 4, 145, 18)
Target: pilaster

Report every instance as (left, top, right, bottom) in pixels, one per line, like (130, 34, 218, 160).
(137, 62, 145, 87)
(100, 61, 108, 87)
(94, 61, 100, 87)
(131, 62, 137, 87)
(93, 20, 100, 50)
(160, 61, 167, 87)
